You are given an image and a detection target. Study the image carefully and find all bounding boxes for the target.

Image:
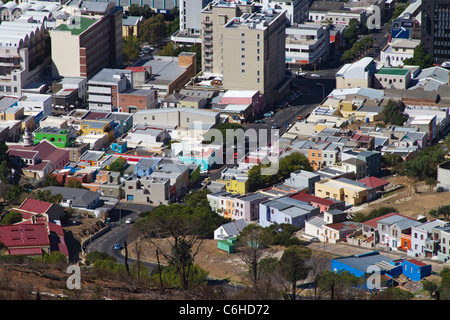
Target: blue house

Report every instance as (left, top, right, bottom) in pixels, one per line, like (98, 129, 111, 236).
(111, 141, 128, 154)
(393, 259, 432, 282)
(135, 158, 161, 177)
(259, 196, 320, 229)
(331, 251, 402, 288)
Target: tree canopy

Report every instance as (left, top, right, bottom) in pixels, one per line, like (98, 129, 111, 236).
(382, 99, 408, 126)
(403, 43, 434, 69)
(248, 151, 312, 191)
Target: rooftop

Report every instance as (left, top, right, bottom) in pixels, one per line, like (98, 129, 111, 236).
(54, 16, 97, 36)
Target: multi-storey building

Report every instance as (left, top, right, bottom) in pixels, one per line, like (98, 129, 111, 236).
(258, 0, 309, 24)
(285, 23, 330, 70)
(0, 19, 49, 97)
(50, 1, 123, 79)
(421, 0, 450, 63)
(86, 68, 132, 112)
(172, 0, 213, 45)
(201, 0, 290, 109)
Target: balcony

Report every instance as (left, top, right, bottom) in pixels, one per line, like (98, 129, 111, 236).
(204, 34, 213, 40)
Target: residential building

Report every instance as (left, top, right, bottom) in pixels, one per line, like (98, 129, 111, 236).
(289, 192, 344, 213)
(376, 214, 422, 251)
(408, 219, 449, 258)
(14, 197, 66, 224)
(0, 224, 51, 258)
(7, 139, 69, 179)
(42, 186, 101, 210)
(33, 126, 74, 148)
(217, 167, 249, 196)
(50, 1, 123, 79)
(123, 176, 170, 205)
(259, 196, 321, 229)
(437, 224, 450, 262)
(315, 177, 370, 206)
(19, 94, 52, 118)
(233, 192, 269, 222)
(437, 160, 450, 191)
(279, 170, 321, 194)
(285, 23, 330, 70)
(214, 218, 247, 240)
(201, 1, 291, 108)
(396, 259, 432, 282)
(331, 251, 402, 288)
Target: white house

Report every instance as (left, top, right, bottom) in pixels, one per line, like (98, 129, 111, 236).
(214, 219, 248, 240)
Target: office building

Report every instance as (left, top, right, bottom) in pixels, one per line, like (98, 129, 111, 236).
(421, 0, 450, 63)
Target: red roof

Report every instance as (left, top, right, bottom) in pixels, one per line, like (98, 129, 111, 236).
(289, 192, 336, 206)
(406, 259, 428, 267)
(18, 198, 52, 215)
(358, 176, 390, 189)
(8, 247, 43, 256)
(0, 224, 49, 248)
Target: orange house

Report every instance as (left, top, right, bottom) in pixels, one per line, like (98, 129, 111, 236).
(401, 234, 412, 251)
(308, 148, 323, 171)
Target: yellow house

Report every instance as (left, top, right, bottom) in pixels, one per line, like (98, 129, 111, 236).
(315, 178, 369, 206)
(122, 16, 143, 38)
(80, 120, 114, 143)
(217, 176, 248, 196)
(338, 101, 358, 118)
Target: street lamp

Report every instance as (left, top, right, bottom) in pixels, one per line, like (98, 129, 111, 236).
(316, 83, 325, 102)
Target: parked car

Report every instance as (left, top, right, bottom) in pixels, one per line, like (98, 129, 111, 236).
(311, 73, 321, 78)
(254, 119, 265, 124)
(296, 72, 306, 77)
(264, 112, 272, 117)
(272, 123, 280, 129)
(297, 115, 303, 120)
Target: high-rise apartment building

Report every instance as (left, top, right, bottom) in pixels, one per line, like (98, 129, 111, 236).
(172, 0, 213, 45)
(422, 0, 450, 63)
(50, 1, 123, 79)
(201, 0, 290, 109)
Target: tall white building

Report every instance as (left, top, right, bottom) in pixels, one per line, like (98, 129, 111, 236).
(285, 23, 330, 69)
(171, 0, 213, 46)
(258, 0, 309, 24)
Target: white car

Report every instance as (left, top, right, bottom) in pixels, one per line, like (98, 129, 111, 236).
(311, 73, 321, 78)
(125, 218, 132, 224)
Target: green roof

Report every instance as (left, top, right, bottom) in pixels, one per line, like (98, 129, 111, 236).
(55, 17, 97, 36)
(376, 68, 410, 76)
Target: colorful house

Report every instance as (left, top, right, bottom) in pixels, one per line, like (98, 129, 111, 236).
(34, 126, 73, 147)
(393, 259, 432, 282)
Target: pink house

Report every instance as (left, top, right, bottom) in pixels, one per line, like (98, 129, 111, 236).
(220, 90, 264, 114)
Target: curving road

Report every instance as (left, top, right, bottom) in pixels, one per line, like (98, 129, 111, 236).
(85, 203, 158, 272)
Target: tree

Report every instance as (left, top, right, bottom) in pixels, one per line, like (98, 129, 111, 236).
(352, 206, 398, 223)
(403, 43, 434, 69)
(109, 157, 127, 174)
(402, 145, 445, 180)
(317, 270, 365, 300)
(0, 210, 22, 225)
(128, 4, 154, 18)
(278, 245, 312, 300)
(248, 151, 312, 191)
(422, 279, 439, 299)
(237, 224, 275, 288)
(123, 35, 141, 62)
(139, 14, 167, 47)
(42, 173, 60, 187)
(382, 99, 408, 126)
(134, 204, 206, 290)
(36, 189, 64, 204)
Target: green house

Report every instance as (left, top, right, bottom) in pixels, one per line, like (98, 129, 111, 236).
(34, 126, 73, 148)
(217, 237, 237, 254)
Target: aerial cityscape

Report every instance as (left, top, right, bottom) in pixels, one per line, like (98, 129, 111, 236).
(0, 0, 450, 305)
